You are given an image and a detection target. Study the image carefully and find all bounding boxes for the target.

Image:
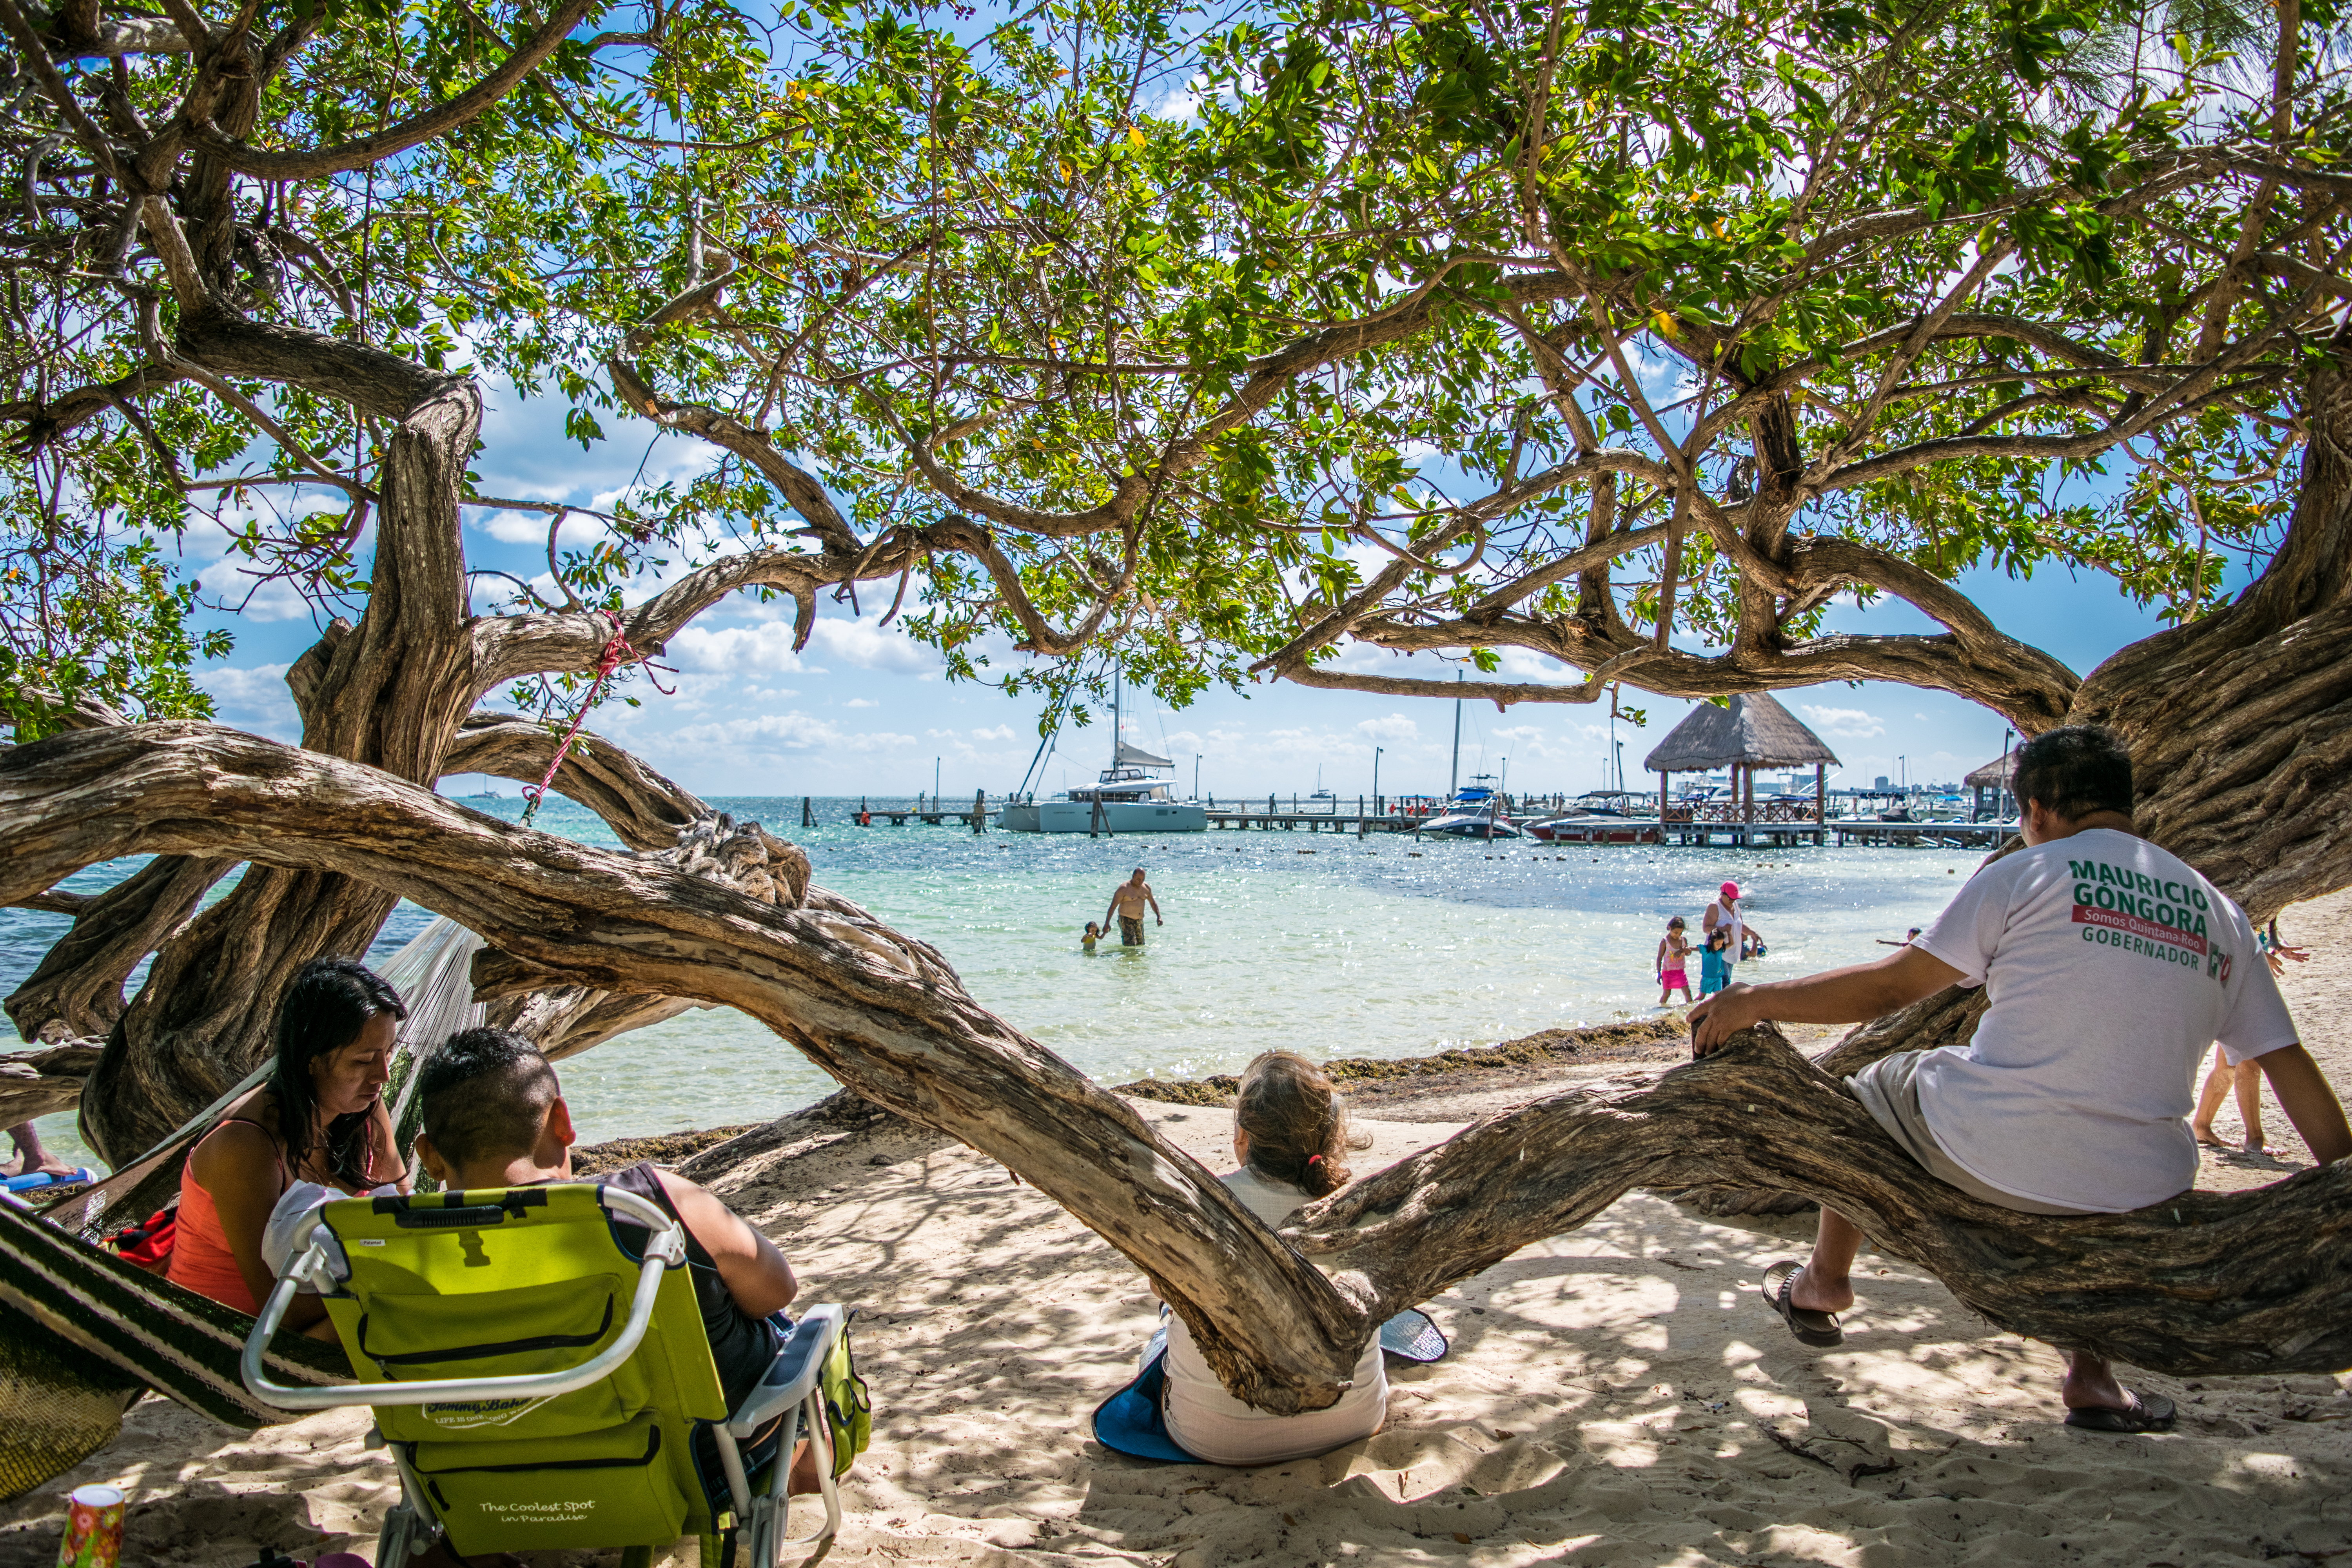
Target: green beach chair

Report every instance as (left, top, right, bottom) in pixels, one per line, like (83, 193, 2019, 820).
(237, 1183, 848, 1567)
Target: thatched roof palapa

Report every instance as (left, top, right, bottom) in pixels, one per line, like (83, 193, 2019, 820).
(1965, 753, 2018, 788)
(1642, 691, 1841, 775)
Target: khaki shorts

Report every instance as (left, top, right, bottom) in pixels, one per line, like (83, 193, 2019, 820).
(1844, 1052, 2098, 1217)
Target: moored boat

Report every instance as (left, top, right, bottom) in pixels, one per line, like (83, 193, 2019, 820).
(1000, 673, 1207, 833)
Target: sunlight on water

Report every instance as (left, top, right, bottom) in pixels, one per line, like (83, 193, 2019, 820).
(2, 795, 1985, 1165)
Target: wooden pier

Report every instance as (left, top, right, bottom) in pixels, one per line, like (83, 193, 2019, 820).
(1658, 816, 2013, 849)
(821, 791, 2014, 850)
(1204, 808, 1417, 835)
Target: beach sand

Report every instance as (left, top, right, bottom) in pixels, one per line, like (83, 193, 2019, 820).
(4, 895, 2349, 1567)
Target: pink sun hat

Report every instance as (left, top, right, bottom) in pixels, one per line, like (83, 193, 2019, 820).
(1720, 881, 1740, 898)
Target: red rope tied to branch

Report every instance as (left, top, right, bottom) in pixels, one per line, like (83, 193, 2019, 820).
(519, 610, 673, 826)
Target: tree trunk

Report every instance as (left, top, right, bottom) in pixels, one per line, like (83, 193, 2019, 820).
(73, 385, 483, 1161)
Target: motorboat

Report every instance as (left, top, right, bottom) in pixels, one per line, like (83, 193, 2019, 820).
(1416, 781, 1525, 838)
(1527, 813, 1660, 844)
(999, 673, 1207, 833)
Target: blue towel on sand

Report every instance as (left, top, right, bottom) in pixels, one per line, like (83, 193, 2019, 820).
(1092, 1309, 1450, 1463)
(3, 1167, 95, 1194)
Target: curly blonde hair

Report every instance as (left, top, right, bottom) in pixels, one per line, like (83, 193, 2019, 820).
(1235, 1051, 1372, 1199)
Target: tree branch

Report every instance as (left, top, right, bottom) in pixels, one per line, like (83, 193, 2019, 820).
(441, 712, 708, 852)
(183, 0, 593, 178)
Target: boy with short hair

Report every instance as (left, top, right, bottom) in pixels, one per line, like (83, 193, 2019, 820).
(413, 1029, 819, 1495)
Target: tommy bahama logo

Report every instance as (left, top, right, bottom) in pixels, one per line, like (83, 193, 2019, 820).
(2069, 858, 2230, 979)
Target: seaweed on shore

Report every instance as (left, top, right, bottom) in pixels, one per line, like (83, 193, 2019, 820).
(571, 1123, 765, 1176)
(1114, 1016, 1690, 1107)
(576, 1017, 1697, 1169)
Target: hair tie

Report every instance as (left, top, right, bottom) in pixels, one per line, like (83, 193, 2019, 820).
(1307, 1154, 1324, 1166)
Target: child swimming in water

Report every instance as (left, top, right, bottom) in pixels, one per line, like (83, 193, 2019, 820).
(1082, 922, 1102, 951)
(1656, 916, 1692, 1005)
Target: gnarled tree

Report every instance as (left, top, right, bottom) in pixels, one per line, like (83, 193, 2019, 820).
(1, 0, 2348, 1416)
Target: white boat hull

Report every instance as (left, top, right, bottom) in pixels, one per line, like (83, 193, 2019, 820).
(1417, 814, 1525, 838)
(999, 800, 1207, 833)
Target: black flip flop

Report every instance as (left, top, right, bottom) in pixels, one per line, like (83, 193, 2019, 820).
(1761, 1259, 1844, 1347)
(2064, 1393, 2176, 1434)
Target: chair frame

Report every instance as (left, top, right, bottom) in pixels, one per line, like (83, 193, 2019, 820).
(238, 1184, 846, 1567)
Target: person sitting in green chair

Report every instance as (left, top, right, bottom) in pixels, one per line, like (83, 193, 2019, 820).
(411, 1029, 821, 1504)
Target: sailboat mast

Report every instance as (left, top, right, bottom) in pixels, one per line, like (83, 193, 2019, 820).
(1112, 665, 1121, 769)
(1450, 670, 1462, 796)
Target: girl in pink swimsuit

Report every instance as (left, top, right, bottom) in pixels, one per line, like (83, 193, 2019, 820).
(1656, 916, 1693, 1005)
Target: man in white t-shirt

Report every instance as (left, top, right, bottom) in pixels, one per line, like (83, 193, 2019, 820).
(1690, 726, 2349, 1435)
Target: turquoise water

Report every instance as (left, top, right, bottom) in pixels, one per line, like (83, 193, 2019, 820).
(1, 797, 1984, 1167)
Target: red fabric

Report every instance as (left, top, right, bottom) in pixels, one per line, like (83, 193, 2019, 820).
(112, 1208, 177, 1273)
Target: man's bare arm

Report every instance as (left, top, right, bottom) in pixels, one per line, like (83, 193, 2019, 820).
(1147, 887, 1163, 922)
(2256, 1045, 2352, 1165)
(1688, 946, 1964, 1055)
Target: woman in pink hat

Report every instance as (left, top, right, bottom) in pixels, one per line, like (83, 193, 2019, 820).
(1703, 881, 1761, 961)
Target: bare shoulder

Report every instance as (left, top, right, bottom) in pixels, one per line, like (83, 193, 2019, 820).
(187, 1116, 280, 1184)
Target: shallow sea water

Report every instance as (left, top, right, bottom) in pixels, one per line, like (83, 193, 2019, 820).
(1, 796, 1988, 1167)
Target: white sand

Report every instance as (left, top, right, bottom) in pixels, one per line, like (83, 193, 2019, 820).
(5, 895, 2352, 1566)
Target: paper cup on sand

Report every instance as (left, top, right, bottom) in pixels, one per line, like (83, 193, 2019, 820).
(55, 1485, 123, 1568)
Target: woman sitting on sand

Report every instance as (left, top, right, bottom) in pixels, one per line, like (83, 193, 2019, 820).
(1159, 1051, 1385, 1465)
(168, 956, 408, 1328)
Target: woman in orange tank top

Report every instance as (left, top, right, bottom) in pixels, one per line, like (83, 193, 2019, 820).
(168, 956, 409, 1329)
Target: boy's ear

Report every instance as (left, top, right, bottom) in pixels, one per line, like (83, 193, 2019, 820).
(549, 1095, 577, 1149)
(414, 1133, 451, 1187)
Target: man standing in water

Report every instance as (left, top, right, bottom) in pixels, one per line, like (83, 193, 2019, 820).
(1690, 725, 2350, 1434)
(1105, 868, 1164, 947)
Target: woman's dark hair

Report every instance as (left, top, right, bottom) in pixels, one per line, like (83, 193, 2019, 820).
(2012, 724, 2135, 823)
(271, 955, 405, 1188)
(1234, 1051, 1372, 1200)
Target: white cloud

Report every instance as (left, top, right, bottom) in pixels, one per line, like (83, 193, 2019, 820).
(667, 622, 803, 674)
(970, 725, 1016, 742)
(802, 615, 942, 674)
(199, 663, 298, 740)
(668, 712, 916, 752)
(195, 562, 318, 622)
(666, 612, 943, 678)
(843, 697, 880, 709)
(1356, 713, 1420, 744)
(1800, 704, 1887, 740)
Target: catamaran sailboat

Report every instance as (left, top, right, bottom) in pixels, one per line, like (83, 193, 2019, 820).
(998, 675, 1208, 833)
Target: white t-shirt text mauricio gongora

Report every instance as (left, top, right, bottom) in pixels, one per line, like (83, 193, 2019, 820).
(1907, 828, 2300, 1213)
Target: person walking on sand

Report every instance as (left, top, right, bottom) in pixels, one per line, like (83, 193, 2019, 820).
(1105, 869, 1163, 947)
(1690, 725, 2351, 1436)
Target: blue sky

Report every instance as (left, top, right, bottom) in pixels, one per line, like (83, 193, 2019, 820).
(180, 383, 2208, 803)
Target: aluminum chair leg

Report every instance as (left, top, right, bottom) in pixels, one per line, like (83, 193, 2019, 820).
(807, 1390, 841, 1544)
(377, 1441, 437, 1563)
(744, 1403, 797, 1568)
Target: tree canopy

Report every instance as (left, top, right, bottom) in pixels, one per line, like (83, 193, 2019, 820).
(2, 0, 2344, 739)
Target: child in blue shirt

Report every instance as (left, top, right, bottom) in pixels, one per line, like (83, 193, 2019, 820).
(1699, 927, 1733, 996)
